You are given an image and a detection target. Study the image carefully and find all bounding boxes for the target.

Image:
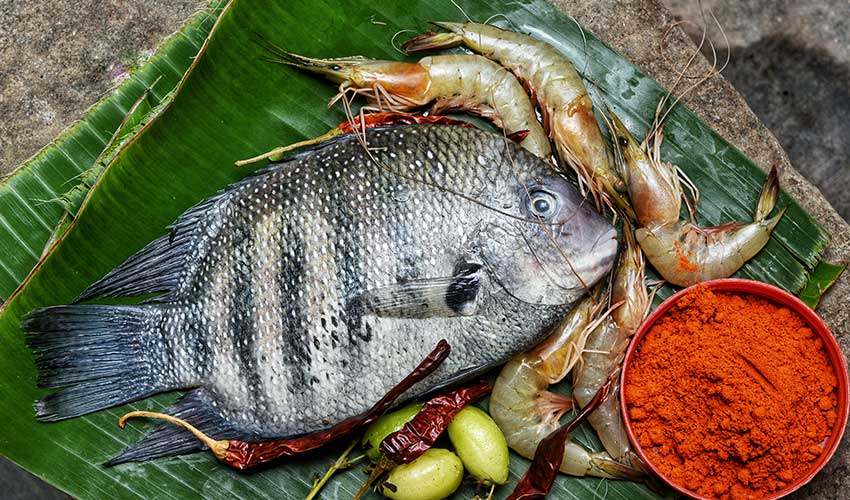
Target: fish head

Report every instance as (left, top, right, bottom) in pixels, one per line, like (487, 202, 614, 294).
(480, 171, 618, 306)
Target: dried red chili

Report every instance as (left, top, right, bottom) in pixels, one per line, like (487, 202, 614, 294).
(506, 129, 531, 144)
(506, 376, 615, 500)
(340, 112, 529, 147)
(235, 112, 478, 167)
(380, 379, 492, 463)
(337, 111, 476, 133)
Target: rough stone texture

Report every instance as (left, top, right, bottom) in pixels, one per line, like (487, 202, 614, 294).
(0, 0, 201, 176)
(666, 0, 850, 222)
(0, 0, 201, 497)
(1, 0, 849, 498)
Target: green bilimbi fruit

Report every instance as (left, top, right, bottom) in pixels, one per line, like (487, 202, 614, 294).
(362, 403, 423, 462)
(447, 406, 510, 485)
(380, 448, 464, 500)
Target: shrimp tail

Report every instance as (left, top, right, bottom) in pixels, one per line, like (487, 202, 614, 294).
(402, 23, 464, 52)
(590, 454, 646, 480)
(762, 206, 787, 231)
(754, 166, 780, 222)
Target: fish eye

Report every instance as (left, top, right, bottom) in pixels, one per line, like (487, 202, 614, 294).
(618, 137, 629, 147)
(527, 190, 559, 219)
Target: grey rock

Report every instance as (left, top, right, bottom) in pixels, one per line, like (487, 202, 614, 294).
(666, 0, 850, 221)
(0, 0, 201, 175)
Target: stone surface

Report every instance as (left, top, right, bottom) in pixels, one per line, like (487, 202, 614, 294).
(0, 0, 201, 176)
(1, 0, 849, 498)
(0, 0, 200, 498)
(666, 0, 850, 222)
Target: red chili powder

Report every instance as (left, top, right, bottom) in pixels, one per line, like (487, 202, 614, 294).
(625, 286, 838, 499)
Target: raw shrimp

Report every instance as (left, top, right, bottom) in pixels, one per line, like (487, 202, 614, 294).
(404, 22, 632, 215)
(572, 226, 649, 467)
(489, 296, 642, 479)
(607, 111, 786, 287)
(270, 50, 551, 159)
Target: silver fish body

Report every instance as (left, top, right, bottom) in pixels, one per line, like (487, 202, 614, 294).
(24, 124, 617, 463)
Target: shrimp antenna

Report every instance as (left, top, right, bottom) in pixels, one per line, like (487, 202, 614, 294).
(498, 109, 591, 295)
(449, 0, 474, 23)
(651, 22, 705, 139)
(605, 238, 622, 309)
(597, 99, 624, 169)
(251, 31, 291, 61)
(652, 0, 730, 135)
(483, 13, 521, 32)
(391, 29, 419, 55)
(641, 1, 733, 216)
(653, 0, 712, 126)
(567, 15, 591, 78)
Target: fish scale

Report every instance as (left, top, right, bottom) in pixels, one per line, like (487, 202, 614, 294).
(23, 124, 618, 464)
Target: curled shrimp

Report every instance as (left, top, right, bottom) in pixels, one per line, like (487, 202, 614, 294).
(489, 296, 643, 479)
(404, 22, 633, 216)
(607, 112, 786, 287)
(268, 49, 551, 159)
(572, 226, 649, 467)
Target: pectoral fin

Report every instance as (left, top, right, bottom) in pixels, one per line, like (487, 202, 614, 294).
(360, 262, 482, 318)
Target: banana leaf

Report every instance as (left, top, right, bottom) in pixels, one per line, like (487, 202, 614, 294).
(0, 0, 831, 499)
(0, 3, 222, 302)
(799, 261, 846, 309)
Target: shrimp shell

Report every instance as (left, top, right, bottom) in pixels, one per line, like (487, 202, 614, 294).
(405, 22, 631, 214)
(609, 108, 786, 287)
(573, 226, 649, 466)
(489, 296, 643, 479)
(275, 51, 551, 158)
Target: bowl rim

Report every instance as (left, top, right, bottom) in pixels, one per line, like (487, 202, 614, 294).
(619, 278, 850, 500)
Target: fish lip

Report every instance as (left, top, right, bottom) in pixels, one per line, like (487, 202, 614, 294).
(500, 224, 618, 307)
(590, 227, 620, 275)
(559, 227, 618, 296)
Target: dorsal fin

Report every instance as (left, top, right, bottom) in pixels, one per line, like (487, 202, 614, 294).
(74, 191, 227, 303)
(74, 161, 290, 304)
(74, 133, 364, 304)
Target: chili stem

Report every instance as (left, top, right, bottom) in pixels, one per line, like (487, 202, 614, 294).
(305, 439, 359, 500)
(234, 129, 342, 167)
(353, 456, 395, 500)
(484, 483, 496, 500)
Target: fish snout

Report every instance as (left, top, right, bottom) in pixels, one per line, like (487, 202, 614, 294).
(586, 227, 619, 282)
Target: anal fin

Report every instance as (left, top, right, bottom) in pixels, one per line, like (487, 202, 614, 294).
(105, 389, 260, 466)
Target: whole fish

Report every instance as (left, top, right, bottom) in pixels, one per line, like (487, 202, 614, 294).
(24, 124, 617, 464)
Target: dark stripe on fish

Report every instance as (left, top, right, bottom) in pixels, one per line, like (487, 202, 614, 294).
(327, 190, 368, 346)
(278, 226, 310, 390)
(232, 235, 263, 405)
(187, 312, 212, 380)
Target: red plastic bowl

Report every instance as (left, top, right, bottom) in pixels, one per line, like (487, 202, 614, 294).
(620, 278, 850, 499)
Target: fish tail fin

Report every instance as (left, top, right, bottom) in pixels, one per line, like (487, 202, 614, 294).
(24, 304, 174, 422)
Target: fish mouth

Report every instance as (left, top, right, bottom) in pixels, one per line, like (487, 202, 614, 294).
(550, 227, 618, 295)
(588, 228, 619, 281)
(544, 227, 619, 303)
(502, 224, 618, 306)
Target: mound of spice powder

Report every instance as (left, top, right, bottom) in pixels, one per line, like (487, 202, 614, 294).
(625, 286, 838, 499)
